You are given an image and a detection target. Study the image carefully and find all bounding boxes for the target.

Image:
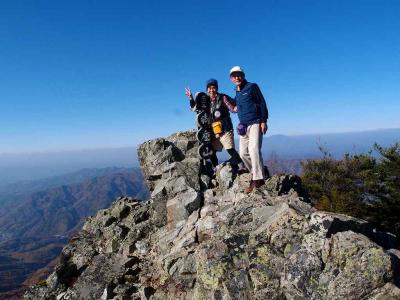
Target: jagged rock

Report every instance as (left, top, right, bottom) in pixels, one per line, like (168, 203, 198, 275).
(264, 173, 308, 199)
(216, 162, 234, 189)
(319, 231, 393, 299)
(166, 188, 201, 228)
(368, 282, 400, 299)
(25, 130, 400, 300)
(137, 131, 203, 228)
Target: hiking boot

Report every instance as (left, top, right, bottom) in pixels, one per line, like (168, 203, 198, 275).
(244, 180, 253, 193)
(263, 165, 270, 179)
(237, 167, 250, 175)
(235, 162, 248, 175)
(244, 179, 265, 193)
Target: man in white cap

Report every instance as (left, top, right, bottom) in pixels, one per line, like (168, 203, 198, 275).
(228, 66, 268, 193)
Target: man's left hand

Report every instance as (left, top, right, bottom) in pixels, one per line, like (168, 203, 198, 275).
(260, 122, 268, 135)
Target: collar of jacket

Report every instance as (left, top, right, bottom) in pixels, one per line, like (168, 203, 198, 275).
(210, 93, 218, 102)
(236, 79, 248, 92)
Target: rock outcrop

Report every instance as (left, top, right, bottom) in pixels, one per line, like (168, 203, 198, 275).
(25, 130, 400, 300)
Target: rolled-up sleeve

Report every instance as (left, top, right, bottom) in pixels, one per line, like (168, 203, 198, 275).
(222, 94, 237, 113)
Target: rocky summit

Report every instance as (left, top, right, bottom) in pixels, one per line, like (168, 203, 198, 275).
(25, 130, 400, 300)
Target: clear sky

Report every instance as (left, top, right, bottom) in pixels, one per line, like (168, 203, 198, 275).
(1, 0, 399, 154)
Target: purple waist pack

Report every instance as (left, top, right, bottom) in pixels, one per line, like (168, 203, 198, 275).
(237, 123, 248, 136)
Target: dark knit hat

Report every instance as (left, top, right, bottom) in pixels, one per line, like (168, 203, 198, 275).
(206, 78, 218, 90)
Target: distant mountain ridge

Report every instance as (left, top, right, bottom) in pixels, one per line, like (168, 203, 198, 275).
(0, 172, 147, 240)
(0, 168, 149, 296)
(0, 128, 398, 185)
(0, 147, 138, 186)
(0, 166, 134, 198)
(263, 128, 400, 159)
(0, 167, 140, 214)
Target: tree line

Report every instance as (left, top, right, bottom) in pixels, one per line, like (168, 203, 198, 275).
(301, 143, 400, 239)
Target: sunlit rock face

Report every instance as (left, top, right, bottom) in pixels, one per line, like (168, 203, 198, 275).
(25, 130, 400, 300)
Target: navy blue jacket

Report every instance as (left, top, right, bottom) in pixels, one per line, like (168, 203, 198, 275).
(234, 80, 268, 125)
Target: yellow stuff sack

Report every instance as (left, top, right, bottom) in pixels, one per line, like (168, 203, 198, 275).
(212, 121, 223, 135)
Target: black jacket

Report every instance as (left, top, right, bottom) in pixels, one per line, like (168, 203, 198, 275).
(189, 93, 234, 133)
(210, 93, 233, 132)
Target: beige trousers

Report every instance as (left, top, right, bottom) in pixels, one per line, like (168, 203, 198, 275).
(239, 123, 264, 180)
(211, 130, 235, 152)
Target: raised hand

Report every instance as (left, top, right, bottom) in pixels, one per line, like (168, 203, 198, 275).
(185, 87, 193, 100)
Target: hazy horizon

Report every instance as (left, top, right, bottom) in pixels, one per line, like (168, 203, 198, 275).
(1, 127, 398, 156)
(1, 128, 398, 186)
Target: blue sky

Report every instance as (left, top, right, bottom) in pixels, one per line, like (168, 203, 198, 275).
(1, 0, 399, 153)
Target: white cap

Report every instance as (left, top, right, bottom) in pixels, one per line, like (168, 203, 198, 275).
(229, 66, 245, 76)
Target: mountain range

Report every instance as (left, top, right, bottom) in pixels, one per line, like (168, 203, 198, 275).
(0, 168, 149, 297)
(1, 128, 398, 185)
(264, 128, 400, 159)
(0, 167, 141, 213)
